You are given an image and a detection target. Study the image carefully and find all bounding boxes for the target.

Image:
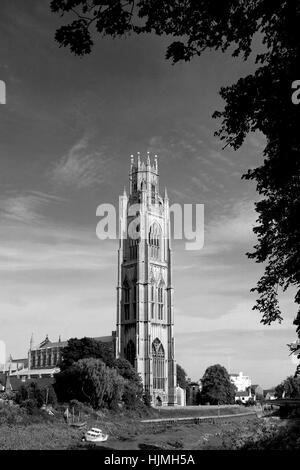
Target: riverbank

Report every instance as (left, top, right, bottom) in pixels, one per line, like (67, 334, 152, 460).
(0, 403, 298, 450)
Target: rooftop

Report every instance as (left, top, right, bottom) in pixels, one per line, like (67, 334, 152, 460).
(31, 334, 114, 351)
(10, 367, 60, 377)
(236, 391, 250, 397)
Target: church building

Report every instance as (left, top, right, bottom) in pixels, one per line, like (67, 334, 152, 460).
(116, 153, 176, 406)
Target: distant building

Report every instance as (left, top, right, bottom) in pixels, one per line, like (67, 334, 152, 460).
(234, 384, 263, 403)
(186, 380, 201, 405)
(230, 372, 251, 392)
(264, 389, 276, 400)
(176, 386, 186, 406)
(8, 333, 116, 384)
(235, 390, 252, 404)
(0, 372, 55, 393)
(0, 356, 28, 374)
(249, 384, 264, 401)
(0, 373, 5, 392)
(29, 335, 67, 371)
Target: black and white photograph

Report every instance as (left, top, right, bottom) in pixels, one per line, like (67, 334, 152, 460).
(0, 0, 300, 455)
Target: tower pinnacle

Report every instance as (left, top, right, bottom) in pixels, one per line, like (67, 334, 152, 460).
(30, 333, 34, 351)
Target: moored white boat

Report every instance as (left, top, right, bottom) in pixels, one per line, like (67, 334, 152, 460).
(83, 428, 108, 443)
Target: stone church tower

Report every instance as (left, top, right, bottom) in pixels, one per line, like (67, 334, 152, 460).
(116, 153, 176, 406)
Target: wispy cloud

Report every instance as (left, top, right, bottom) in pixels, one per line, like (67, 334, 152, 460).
(208, 149, 235, 167)
(0, 191, 64, 223)
(202, 199, 258, 255)
(50, 135, 110, 190)
(0, 220, 116, 272)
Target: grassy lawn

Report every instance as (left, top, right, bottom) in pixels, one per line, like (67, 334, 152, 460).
(151, 404, 255, 419)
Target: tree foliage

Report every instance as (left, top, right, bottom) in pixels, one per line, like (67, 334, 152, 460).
(200, 364, 236, 405)
(55, 341, 144, 409)
(55, 357, 124, 409)
(15, 382, 57, 408)
(275, 375, 300, 399)
(113, 357, 141, 386)
(59, 337, 114, 371)
(176, 363, 188, 389)
(113, 357, 143, 409)
(50, 1, 300, 360)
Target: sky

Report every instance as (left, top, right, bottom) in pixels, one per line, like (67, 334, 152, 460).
(0, 0, 298, 388)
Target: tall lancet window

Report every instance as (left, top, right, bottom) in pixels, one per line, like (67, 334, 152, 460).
(133, 176, 137, 194)
(133, 283, 137, 319)
(152, 338, 165, 390)
(129, 224, 139, 259)
(123, 280, 130, 320)
(158, 284, 164, 320)
(149, 223, 161, 260)
(151, 184, 156, 204)
(125, 340, 135, 367)
(150, 283, 155, 319)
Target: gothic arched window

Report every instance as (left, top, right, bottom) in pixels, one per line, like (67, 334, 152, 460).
(151, 184, 156, 204)
(133, 282, 137, 319)
(133, 176, 137, 193)
(150, 283, 155, 319)
(158, 284, 164, 320)
(129, 224, 139, 260)
(152, 338, 165, 390)
(125, 340, 136, 367)
(123, 280, 130, 320)
(148, 223, 161, 260)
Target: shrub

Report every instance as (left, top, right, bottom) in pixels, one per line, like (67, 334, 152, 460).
(0, 403, 26, 425)
(20, 399, 39, 415)
(15, 382, 57, 408)
(245, 398, 255, 407)
(123, 382, 140, 410)
(142, 392, 152, 407)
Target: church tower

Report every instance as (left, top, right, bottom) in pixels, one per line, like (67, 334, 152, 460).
(116, 153, 176, 406)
